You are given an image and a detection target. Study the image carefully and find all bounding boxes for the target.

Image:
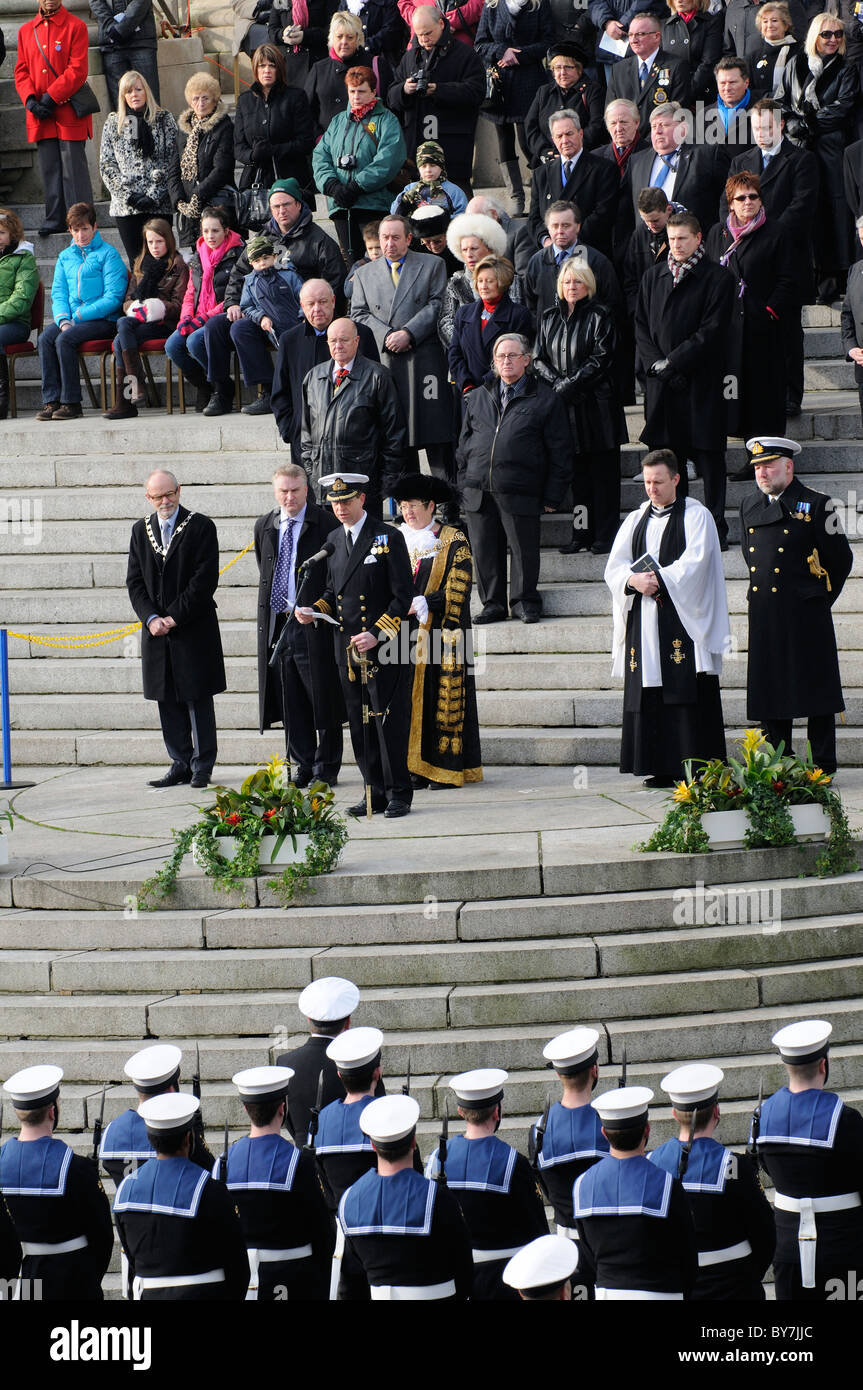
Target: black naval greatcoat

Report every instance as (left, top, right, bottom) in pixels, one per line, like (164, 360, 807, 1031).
(0, 1196, 20, 1282)
(126, 506, 226, 704)
(274, 1034, 386, 1144)
(740, 476, 853, 721)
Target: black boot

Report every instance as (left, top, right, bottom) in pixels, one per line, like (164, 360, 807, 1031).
(0, 355, 8, 420)
(180, 361, 209, 412)
(203, 382, 233, 417)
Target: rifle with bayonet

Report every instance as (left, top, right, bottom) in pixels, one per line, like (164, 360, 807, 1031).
(218, 1113, 230, 1183)
(747, 1076, 764, 1176)
(402, 1055, 411, 1096)
(618, 1045, 627, 1090)
(91, 1087, 106, 1169)
(531, 1093, 551, 1172)
(435, 1102, 449, 1187)
(305, 1069, 324, 1153)
(190, 1042, 208, 1160)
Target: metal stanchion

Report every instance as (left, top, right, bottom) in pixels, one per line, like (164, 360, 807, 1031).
(0, 629, 34, 789)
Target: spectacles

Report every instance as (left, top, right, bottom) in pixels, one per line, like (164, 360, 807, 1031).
(495, 352, 525, 361)
(820, 28, 843, 37)
(733, 193, 760, 202)
(148, 490, 178, 502)
(551, 64, 579, 72)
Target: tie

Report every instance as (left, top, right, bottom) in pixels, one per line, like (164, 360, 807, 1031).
(161, 521, 171, 552)
(762, 152, 772, 169)
(345, 527, 354, 556)
(270, 517, 295, 612)
(562, 159, 572, 184)
(555, 247, 568, 266)
(501, 384, 513, 409)
(390, 259, 403, 289)
(639, 60, 649, 86)
(652, 154, 676, 189)
(334, 367, 348, 391)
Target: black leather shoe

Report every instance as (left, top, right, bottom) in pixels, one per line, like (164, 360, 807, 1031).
(384, 799, 411, 818)
(521, 611, 540, 624)
(558, 539, 589, 555)
(590, 543, 611, 555)
(148, 767, 192, 788)
(785, 400, 802, 419)
(642, 775, 675, 789)
(293, 769, 313, 788)
(728, 465, 754, 482)
(190, 774, 210, 789)
(473, 608, 507, 625)
(410, 773, 429, 789)
(348, 797, 387, 816)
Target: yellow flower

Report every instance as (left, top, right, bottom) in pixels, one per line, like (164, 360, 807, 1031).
(672, 781, 694, 803)
(805, 767, 830, 784)
(367, 121, 376, 133)
(741, 727, 766, 757)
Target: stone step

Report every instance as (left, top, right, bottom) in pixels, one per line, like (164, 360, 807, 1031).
(477, 724, 863, 765)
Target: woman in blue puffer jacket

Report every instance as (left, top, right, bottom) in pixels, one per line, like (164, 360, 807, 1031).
(36, 200, 128, 421)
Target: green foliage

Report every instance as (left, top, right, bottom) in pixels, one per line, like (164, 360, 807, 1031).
(138, 757, 349, 909)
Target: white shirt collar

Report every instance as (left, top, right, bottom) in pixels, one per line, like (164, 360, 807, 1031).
(758, 139, 783, 159)
(639, 46, 660, 68)
(332, 356, 357, 380)
(346, 511, 367, 542)
(280, 503, 306, 526)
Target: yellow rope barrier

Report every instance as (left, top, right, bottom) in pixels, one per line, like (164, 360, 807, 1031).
(6, 544, 255, 650)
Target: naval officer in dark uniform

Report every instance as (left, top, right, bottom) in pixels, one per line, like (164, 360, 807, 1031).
(221, 1066, 334, 1300)
(754, 1020, 863, 1301)
(113, 1093, 249, 1300)
(649, 1063, 775, 1300)
(296, 472, 415, 818)
(0, 1066, 113, 1301)
(426, 1068, 548, 1301)
(740, 436, 853, 773)
(573, 1086, 699, 1300)
(275, 977, 360, 1144)
(338, 1095, 474, 1301)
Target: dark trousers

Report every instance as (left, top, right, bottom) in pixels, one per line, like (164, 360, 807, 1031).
(467, 492, 541, 616)
(672, 444, 727, 545)
(38, 318, 118, 404)
(271, 616, 342, 780)
(36, 138, 92, 229)
(230, 316, 276, 387)
(572, 447, 621, 549)
(340, 654, 412, 805)
(404, 444, 454, 484)
(101, 44, 160, 109)
(784, 298, 805, 408)
(157, 694, 218, 776)
(332, 208, 383, 265)
(762, 715, 838, 775)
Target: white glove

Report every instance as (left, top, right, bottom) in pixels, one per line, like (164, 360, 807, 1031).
(410, 594, 429, 622)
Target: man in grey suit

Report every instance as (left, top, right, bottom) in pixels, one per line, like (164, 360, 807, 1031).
(350, 213, 454, 485)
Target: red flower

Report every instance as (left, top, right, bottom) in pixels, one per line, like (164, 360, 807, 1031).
(263, 808, 278, 820)
(226, 812, 241, 825)
(772, 780, 786, 793)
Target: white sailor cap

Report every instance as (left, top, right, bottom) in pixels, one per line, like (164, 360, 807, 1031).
(298, 976, 360, 1023)
(317, 474, 369, 503)
(502, 1235, 579, 1293)
(591, 1086, 653, 1128)
(449, 1068, 508, 1107)
(746, 436, 802, 465)
(326, 1027, 384, 1071)
(660, 1063, 724, 1110)
(3, 1065, 63, 1110)
(543, 1028, 600, 1074)
(123, 1044, 182, 1093)
(772, 1019, 832, 1065)
(358, 1094, 419, 1144)
(139, 1092, 201, 1133)
(232, 1066, 295, 1103)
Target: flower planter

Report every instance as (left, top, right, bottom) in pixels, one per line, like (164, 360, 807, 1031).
(0, 836, 8, 868)
(701, 809, 750, 851)
(216, 834, 311, 870)
(789, 804, 831, 842)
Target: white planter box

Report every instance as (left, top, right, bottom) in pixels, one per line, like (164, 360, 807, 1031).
(0, 835, 7, 868)
(789, 803, 831, 842)
(216, 834, 311, 871)
(701, 809, 750, 851)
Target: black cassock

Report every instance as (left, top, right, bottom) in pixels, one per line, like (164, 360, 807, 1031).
(740, 476, 852, 721)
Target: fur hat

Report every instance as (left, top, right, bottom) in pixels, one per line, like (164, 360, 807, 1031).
(446, 212, 507, 262)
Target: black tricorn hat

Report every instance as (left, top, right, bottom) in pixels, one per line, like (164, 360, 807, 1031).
(391, 471, 456, 504)
(547, 42, 586, 65)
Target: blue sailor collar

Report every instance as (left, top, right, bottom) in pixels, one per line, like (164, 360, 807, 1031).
(757, 1087, 843, 1149)
(339, 1167, 437, 1236)
(574, 1153, 673, 1218)
(222, 1133, 301, 1191)
(114, 1155, 210, 1217)
(99, 1109, 154, 1161)
(536, 1102, 609, 1170)
(316, 1095, 375, 1155)
(649, 1136, 731, 1193)
(0, 1135, 72, 1196)
(432, 1133, 517, 1192)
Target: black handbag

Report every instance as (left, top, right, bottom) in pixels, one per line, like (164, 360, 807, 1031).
(235, 161, 277, 233)
(481, 64, 505, 114)
(33, 30, 100, 118)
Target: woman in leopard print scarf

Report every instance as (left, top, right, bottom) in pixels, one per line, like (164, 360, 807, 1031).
(172, 72, 235, 247)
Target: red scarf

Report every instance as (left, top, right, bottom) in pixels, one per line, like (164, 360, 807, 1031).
(677, 9, 697, 20)
(480, 297, 500, 328)
(350, 97, 378, 123)
(612, 135, 642, 176)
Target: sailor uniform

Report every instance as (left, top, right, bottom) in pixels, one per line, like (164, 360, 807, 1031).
(574, 1153, 698, 1299)
(0, 1136, 113, 1301)
(649, 1137, 775, 1300)
(98, 1107, 214, 1188)
(221, 1133, 333, 1300)
(530, 1102, 608, 1244)
(316, 1095, 379, 1212)
(740, 475, 853, 772)
(113, 1156, 250, 1300)
(425, 1133, 548, 1301)
(755, 1087, 863, 1300)
(338, 1166, 473, 1300)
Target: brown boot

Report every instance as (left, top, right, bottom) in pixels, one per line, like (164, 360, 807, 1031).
(104, 357, 137, 420)
(121, 347, 146, 406)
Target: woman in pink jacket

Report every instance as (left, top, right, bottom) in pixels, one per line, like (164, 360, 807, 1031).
(164, 204, 244, 412)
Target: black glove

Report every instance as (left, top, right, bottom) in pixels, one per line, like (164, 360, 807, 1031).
(670, 373, 687, 390)
(125, 191, 150, 210)
(647, 358, 671, 379)
(40, 93, 55, 111)
(251, 137, 271, 161)
(339, 178, 360, 207)
(323, 177, 343, 199)
(25, 95, 41, 114)
(104, 21, 123, 45)
(330, 181, 356, 208)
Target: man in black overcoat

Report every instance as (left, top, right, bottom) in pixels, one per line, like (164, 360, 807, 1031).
(254, 462, 344, 787)
(723, 98, 819, 416)
(126, 469, 226, 788)
(526, 108, 619, 253)
(635, 212, 735, 547)
(271, 279, 379, 470)
(275, 976, 357, 1144)
(740, 436, 853, 774)
(296, 473, 415, 817)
